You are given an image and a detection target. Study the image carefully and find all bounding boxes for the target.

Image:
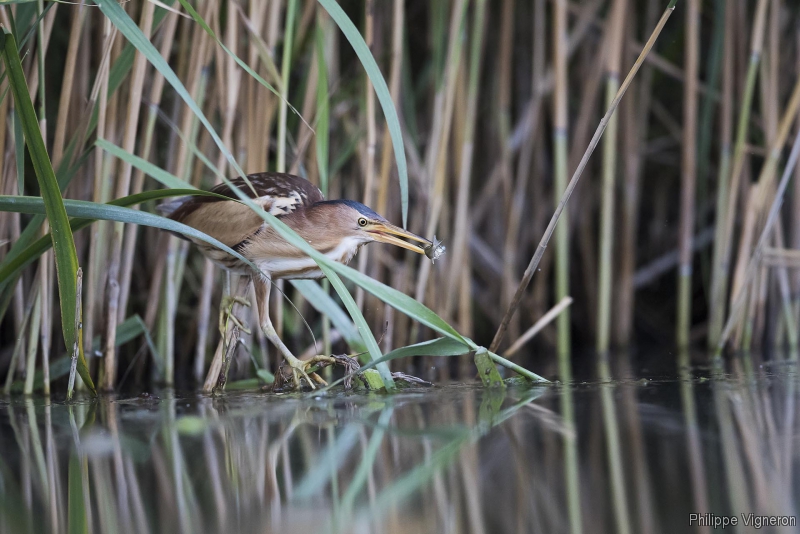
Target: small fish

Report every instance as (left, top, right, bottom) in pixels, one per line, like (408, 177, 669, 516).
(424, 235, 446, 264)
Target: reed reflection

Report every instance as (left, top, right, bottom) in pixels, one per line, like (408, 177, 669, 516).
(0, 368, 798, 534)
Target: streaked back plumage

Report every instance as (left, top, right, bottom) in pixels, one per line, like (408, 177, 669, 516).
(165, 173, 371, 278)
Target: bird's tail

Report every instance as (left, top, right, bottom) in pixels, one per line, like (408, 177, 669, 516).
(156, 196, 190, 217)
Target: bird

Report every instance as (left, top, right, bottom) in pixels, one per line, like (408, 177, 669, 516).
(162, 172, 438, 389)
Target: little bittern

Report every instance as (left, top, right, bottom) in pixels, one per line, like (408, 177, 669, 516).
(164, 172, 436, 388)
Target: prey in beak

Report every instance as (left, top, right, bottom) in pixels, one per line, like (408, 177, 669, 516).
(367, 222, 430, 254)
(366, 222, 447, 263)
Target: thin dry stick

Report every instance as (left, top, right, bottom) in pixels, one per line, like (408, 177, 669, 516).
(716, 117, 800, 353)
(504, 297, 574, 358)
(489, 0, 678, 354)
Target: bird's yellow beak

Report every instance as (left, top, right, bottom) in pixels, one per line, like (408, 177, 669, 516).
(367, 222, 431, 254)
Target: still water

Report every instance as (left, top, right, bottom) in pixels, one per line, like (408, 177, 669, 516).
(1, 359, 798, 534)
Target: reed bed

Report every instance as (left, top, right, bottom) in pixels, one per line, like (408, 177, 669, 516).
(2, 0, 800, 394)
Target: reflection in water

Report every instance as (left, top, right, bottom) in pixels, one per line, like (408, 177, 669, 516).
(0, 365, 799, 534)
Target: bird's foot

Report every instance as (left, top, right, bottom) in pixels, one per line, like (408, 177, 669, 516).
(275, 354, 361, 391)
(219, 296, 251, 336)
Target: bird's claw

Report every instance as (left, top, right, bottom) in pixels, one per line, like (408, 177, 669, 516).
(275, 354, 361, 391)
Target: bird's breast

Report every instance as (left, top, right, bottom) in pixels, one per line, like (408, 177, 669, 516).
(252, 236, 366, 280)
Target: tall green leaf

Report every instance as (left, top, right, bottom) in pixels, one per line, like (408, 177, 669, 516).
(0, 29, 96, 394)
(316, 0, 409, 228)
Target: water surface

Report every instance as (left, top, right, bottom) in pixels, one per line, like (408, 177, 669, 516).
(1, 361, 798, 533)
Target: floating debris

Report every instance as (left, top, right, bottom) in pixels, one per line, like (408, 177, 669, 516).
(425, 235, 446, 264)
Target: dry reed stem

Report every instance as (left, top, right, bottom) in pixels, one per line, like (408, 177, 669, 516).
(717, 110, 800, 352)
(414, 0, 468, 315)
(707, 0, 736, 349)
(118, 11, 180, 320)
(102, 2, 156, 391)
(445, 0, 486, 327)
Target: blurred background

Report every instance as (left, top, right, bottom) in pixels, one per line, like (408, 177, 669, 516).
(2, 0, 800, 391)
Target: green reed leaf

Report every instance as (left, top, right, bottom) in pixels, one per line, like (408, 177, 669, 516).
(0, 28, 96, 394)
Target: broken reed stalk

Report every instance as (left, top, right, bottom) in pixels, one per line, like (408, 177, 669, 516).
(676, 0, 699, 348)
(489, 0, 679, 354)
(707, 0, 769, 348)
(716, 115, 800, 353)
(553, 0, 571, 366)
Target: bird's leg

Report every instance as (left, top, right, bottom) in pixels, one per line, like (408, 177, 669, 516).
(253, 276, 335, 389)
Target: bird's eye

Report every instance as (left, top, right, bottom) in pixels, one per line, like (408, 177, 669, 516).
(358, 217, 368, 227)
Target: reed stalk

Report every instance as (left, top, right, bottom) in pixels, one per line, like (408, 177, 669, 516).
(676, 0, 699, 348)
(413, 0, 468, 312)
(118, 11, 180, 323)
(716, 112, 800, 353)
(102, 2, 155, 391)
(445, 0, 486, 329)
(596, 0, 627, 355)
(277, 0, 298, 174)
(83, 18, 116, 369)
(708, 0, 769, 348)
(355, 0, 376, 311)
(553, 0, 571, 366)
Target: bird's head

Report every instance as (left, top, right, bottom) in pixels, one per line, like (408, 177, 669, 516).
(310, 200, 432, 255)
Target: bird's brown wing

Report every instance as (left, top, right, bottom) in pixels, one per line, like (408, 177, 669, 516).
(167, 172, 324, 248)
